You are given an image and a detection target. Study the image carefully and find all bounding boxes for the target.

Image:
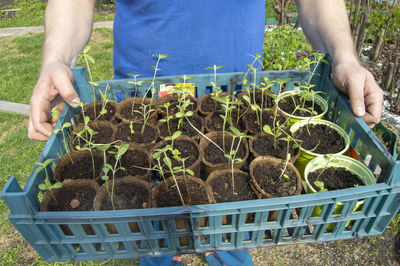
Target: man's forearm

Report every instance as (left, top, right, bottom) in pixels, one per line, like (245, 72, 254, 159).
(41, 0, 96, 71)
(295, 0, 358, 64)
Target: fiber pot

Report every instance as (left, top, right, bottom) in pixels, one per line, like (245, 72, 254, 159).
(200, 131, 249, 176)
(249, 156, 303, 199)
(69, 120, 117, 152)
(115, 97, 158, 125)
(151, 175, 215, 246)
(76, 100, 118, 125)
(290, 118, 350, 178)
(276, 90, 328, 128)
(304, 154, 376, 230)
(54, 149, 103, 183)
(152, 135, 202, 178)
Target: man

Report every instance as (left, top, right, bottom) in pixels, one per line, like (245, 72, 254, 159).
(27, 0, 383, 265)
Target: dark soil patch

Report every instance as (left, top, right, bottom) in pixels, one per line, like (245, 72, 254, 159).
(199, 94, 227, 113)
(253, 163, 300, 197)
(98, 184, 149, 210)
(119, 102, 156, 121)
(208, 171, 255, 202)
(205, 110, 246, 133)
(43, 186, 97, 212)
(115, 122, 156, 144)
(158, 115, 203, 139)
(54, 151, 103, 182)
(239, 89, 275, 110)
(278, 94, 323, 117)
(156, 139, 199, 170)
(77, 101, 116, 124)
(308, 167, 364, 191)
(294, 123, 345, 154)
(203, 137, 247, 165)
(251, 133, 298, 160)
(157, 94, 198, 117)
(245, 110, 287, 135)
(110, 149, 150, 179)
(154, 178, 210, 207)
(71, 122, 114, 149)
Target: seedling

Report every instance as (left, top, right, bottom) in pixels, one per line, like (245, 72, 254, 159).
(159, 102, 173, 136)
(101, 144, 129, 210)
(152, 131, 186, 206)
(78, 45, 99, 116)
(313, 153, 334, 193)
(51, 107, 73, 161)
(36, 159, 62, 202)
(225, 126, 253, 192)
(127, 74, 144, 115)
(173, 75, 196, 129)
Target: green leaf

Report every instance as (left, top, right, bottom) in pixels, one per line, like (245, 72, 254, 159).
(171, 131, 182, 140)
(34, 166, 43, 175)
(52, 182, 63, 189)
(43, 158, 54, 167)
(38, 184, 47, 190)
(186, 169, 195, 176)
(229, 126, 241, 136)
(117, 144, 130, 156)
(247, 64, 257, 72)
(163, 157, 172, 168)
(86, 54, 95, 65)
(63, 122, 72, 128)
(263, 125, 272, 135)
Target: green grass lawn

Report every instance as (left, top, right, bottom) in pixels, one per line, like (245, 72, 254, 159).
(0, 0, 114, 28)
(0, 28, 117, 265)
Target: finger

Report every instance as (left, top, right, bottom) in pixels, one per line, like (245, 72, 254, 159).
(346, 73, 366, 117)
(28, 116, 51, 141)
(29, 90, 54, 139)
(51, 68, 81, 107)
(364, 78, 383, 125)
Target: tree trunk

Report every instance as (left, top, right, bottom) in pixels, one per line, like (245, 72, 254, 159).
(271, 0, 291, 26)
(372, 28, 386, 62)
(352, 0, 362, 37)
(356, 0, 372, 56)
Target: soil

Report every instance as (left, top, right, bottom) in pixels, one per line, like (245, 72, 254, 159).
(294, 123, 345, 154)
(77, 101, 116, 124)
(54, 150, 103, 182)
(207, 170, 256, 203)
(153, 178, 211, 207)
(112, 148, 150, 179)
(253, 162, 300, 197)
(251, 133, 298, 160)
(157, 94, 198, 117)
(71, 122, 114, 149)
(278, 94, 323, 117)
(119, 101, 156, 121)
(245, 110, 287, 135)
(157, 139, 199, 170)
(158, 115, 203, 139)
(97, 182, 150, 210)
(239, 89, 275, 110)
(114, 122, 156, 144)
(308, 166, 364, 191)
(199, 93, 228, 114)
(203, 136, 247, 165)
(42, 186, 97, 212)
(205, 110, 246, 133)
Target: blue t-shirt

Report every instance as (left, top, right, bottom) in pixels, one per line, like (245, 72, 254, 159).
(113, 0, 265, 79)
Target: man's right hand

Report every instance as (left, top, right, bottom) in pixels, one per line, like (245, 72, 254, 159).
(28, 63, 81, 141)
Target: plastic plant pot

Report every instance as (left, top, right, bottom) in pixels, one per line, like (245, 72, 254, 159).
(304, 154, 376, 230)
(290, 118, 350, 178)
(276, 90, 328, 129)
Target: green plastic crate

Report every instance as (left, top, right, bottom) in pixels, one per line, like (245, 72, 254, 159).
(2, 58, 400, 262)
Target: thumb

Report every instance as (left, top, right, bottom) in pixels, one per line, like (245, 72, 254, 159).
(52, 68, 81, 108)
(347, 77, 366, 117)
